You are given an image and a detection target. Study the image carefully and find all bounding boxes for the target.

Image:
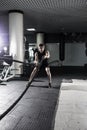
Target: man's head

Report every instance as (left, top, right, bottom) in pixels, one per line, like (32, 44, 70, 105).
(38, 43, 45, 53)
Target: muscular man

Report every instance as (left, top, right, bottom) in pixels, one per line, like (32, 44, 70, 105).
(27, 43, 52, 88)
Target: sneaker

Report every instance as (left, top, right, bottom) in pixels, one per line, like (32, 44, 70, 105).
(48, 83, 51, 88)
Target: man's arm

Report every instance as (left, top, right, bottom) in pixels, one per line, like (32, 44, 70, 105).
(44, 50, 50, 59)
(34, 52, 39, 65)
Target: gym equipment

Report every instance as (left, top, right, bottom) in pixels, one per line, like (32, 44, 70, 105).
(0, 62, 15, 82)
(0, 55, 29, 66)
(0, 56, 17, 82)
(0, 55, 59, 82)
(0, 55, 59, 67)
(0, 54, 59, 67)
(0, 55, 30, 82)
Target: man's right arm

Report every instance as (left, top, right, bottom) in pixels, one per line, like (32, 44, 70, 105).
(34, 52, 39, 66)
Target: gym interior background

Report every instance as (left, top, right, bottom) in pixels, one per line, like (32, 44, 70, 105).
(0, 0, 87, 77)
(0, 32, 87, 77)
(0, 1, 87, 130)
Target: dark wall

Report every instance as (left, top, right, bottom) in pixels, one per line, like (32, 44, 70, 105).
(44, 33, 59, 43)
(25, 32, 87, 43)
(25, 34, 36, 43)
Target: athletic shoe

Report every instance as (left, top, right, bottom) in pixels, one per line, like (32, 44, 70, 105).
(48, 83, 51, 88)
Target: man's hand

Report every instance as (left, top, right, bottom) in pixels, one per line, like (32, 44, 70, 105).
(44, 51, 50, 59)
(43, 55, 48, 59)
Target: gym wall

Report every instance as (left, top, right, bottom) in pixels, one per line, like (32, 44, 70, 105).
(25, 33, 87, 67)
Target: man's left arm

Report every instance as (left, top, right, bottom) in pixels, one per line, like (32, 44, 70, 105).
(44, 51, 50, 59)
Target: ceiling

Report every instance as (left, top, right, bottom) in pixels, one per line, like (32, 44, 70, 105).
(0, 0, 87, 34)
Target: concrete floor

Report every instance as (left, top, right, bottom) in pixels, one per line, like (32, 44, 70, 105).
(54, 75, 87, 130)
(0, 75, 87, 130)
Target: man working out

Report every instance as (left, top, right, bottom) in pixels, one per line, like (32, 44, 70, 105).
(27, 43, 52, 88)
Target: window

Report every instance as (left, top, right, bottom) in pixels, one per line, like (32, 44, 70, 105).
(28, 44, 36, 62)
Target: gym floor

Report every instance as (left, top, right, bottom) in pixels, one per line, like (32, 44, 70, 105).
(0, 74, 87, 130)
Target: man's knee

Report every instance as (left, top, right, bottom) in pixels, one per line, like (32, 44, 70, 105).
(45, 67, 50, 73)
(34, 67, 38, 71)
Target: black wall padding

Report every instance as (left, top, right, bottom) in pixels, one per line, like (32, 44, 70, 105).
(85, 42, 87, 48)
(59, 42, 65, 61)
(85, 42, 87, 56)
(59, 33, 65, 61)
(85, 50, 87, 56)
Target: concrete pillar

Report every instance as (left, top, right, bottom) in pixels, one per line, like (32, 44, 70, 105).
(9, 10, 24, 76)
(36, 33, 44, 47)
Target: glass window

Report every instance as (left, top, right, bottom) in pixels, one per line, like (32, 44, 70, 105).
(28, 44, 36, 62)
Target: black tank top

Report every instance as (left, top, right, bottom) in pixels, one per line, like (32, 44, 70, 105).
(34, 48, 45, 61)
(38, 50, 46, 61)
(34, 48, 48, 67)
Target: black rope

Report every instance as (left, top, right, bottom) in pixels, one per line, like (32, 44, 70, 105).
(48, 60, 59, 65)
(0, 84, 29, 120)
(0, 58, 59, 120)
(0, 58, 44, 120)
(0, 56, 30, 66)
(0, 56, 59, 66)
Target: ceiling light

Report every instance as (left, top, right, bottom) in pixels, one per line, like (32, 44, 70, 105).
(26, 28, 36, 31)
(3, 46, 8, 51)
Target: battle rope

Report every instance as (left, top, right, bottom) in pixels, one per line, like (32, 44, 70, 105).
(0, 58, 47, 120)
(0, 56, 59, 120)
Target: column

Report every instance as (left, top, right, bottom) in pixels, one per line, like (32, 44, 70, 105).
(36, 33, 44, 47)
(9, 10, 24, 76)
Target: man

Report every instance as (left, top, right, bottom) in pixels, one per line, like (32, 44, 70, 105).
(27, 43, 52, 88)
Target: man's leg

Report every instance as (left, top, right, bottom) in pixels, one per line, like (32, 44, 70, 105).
(28, 67, 38, 83)
(45, 67, 52, 87)
(26, 67, 38, 87)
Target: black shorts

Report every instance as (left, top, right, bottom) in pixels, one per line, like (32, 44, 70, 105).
(40, 59, 48, 69)
(34, 59, 48, 70)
